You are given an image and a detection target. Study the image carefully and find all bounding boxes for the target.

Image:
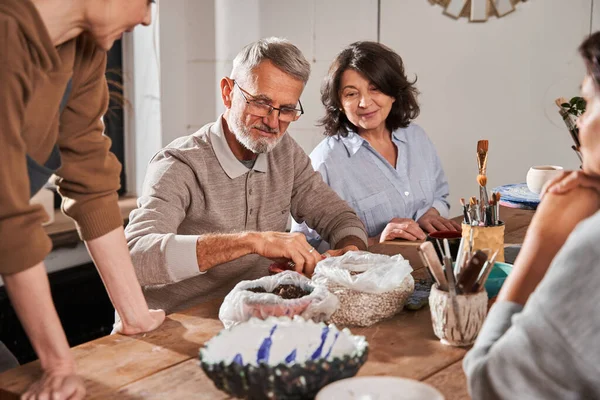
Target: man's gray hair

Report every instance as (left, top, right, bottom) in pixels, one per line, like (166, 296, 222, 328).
(231, 37, 311, 84)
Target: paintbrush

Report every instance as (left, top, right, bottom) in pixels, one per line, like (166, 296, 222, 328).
(469, 196, 477, 224)
(460, 197, 469, 224)
(477, 140, 489, 176)
(477, 140, 489, 224)
(417, 247, 438, 286)
(472, 249, 499, 292)
(420, 242, 448, 291)
(477, 175, 490, 223)
(443, 239, 464, 341)
(457, 250, 488, 293)
(488, 199, 494, 227)
(454, 235, 466, 278)
(495, 192, 501, 225)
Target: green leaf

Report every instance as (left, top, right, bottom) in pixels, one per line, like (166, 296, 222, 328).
(561, 103, 570, 108)
(570, 97, 578, 105)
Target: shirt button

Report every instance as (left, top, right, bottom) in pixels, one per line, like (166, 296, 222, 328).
(404, 191, 410, 196)
(249, 189, 253, 195)
(249, 209, 253, 215)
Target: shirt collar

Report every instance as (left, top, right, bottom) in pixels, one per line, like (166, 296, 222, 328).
(336, 127, 408, 157)
(209, 115, 269, 179)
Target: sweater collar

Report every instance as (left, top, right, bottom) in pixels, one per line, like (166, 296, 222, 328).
(210, 115, 268, 179)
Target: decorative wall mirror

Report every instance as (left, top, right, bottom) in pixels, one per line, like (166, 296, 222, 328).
(429, 0, 527, 22)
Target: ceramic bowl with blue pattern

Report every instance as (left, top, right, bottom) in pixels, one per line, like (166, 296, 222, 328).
(199, 316, 368, 400)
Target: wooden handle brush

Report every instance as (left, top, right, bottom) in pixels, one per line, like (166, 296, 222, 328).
(477, 174, 490, 224)
(460, 197, 469, 224)
(477, 140, 489, 176)
(469, 196, 477, 224)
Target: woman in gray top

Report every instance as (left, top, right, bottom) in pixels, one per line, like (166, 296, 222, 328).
(463, 32, 600, 399)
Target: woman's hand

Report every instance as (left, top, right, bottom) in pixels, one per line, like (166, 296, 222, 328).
(113, 309, 166, 336)
(23, 363, 85, 400)
(541, 170, 600, 198)
(416, 208, 461, 233)
(379, 218, 426, 242)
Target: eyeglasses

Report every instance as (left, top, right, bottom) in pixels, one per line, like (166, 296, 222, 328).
(233, 80, 304, 122)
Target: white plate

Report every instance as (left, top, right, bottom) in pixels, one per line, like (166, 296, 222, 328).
(316, 376, 445, 400)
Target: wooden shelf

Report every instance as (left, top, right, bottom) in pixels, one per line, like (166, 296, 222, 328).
(44, 197, 138, 249)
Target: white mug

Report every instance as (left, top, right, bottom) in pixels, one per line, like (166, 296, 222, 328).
(526, 165, 563, 194)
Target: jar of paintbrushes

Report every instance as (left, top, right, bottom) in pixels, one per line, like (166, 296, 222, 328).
(459, 139, 505, 262)
(418, 237, 498, 347)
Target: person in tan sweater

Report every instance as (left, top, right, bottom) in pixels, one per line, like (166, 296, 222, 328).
(0, 0, 164, 398)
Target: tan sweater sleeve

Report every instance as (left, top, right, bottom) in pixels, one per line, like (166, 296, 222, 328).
(288, 139, 367, 248)
(55, 36, 122, 241)
(0, 57, 53, 274)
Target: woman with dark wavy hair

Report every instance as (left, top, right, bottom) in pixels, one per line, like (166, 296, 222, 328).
(292, 41, 459, 248)
(463, 32, 600, 399)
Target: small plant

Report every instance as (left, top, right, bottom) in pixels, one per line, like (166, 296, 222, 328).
(560, 96, 586, 118)
(555, 96, 585, 164)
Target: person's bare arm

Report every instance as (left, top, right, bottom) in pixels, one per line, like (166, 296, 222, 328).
(3, 264, 85, 400)
(85, 227, 165, 335)
(196, 231, 323, 277)
(498, 186, 600, 305)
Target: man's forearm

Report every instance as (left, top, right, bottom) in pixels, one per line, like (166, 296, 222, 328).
(3, 263, 75, 372)
(85, 226, 153, 330)
(196, 232, 258, 272)
(334, 235, 367, 251)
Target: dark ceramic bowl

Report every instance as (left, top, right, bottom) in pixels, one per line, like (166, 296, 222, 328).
(426, 230, 462, 262)
(199, 317, 368, 400)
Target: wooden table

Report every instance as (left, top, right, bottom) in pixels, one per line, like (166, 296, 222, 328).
(0, 207, 534, 399)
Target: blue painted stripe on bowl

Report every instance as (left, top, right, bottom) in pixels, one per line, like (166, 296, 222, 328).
(324, 332, 340, 360)
(233, 353, 243, 366)
(256, 324, 278, 364)
(285, 349, 297, 363)
(310, 326, 330, 360)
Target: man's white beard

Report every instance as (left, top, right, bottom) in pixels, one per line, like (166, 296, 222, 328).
(229, 109, 283, 154)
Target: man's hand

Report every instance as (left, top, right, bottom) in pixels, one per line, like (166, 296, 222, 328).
(23, 363, 85, 400)
(379, 218, 426, 242)
(541, 170, 600, 198)
(112, 309, 165, 336)
(252, 232, 322, 276)
(324, 245, 360, 257)
(416, 208, 461, 233)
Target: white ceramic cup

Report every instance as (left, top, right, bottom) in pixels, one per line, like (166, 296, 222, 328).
(526, 165, 564, 194)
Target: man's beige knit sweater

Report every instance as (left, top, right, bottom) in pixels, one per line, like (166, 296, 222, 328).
(125, 117, 368, 313)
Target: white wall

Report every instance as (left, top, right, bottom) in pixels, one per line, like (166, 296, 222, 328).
(139, 0, 598, 214)
(183, 0, 379, 151)
(381, 0, 596, 203)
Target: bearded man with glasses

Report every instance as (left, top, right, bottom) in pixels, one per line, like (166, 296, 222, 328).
(124, 37, 368, 314)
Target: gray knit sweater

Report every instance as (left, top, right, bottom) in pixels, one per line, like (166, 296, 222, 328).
(125, 117, 367, 313)
(464, 210, 600, 399)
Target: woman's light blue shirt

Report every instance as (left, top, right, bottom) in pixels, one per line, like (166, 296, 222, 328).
(291, 123, 451, 248)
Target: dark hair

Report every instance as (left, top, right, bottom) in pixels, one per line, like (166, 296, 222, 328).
(319, 41, 420, 137)
(580, 31, 600, 90)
